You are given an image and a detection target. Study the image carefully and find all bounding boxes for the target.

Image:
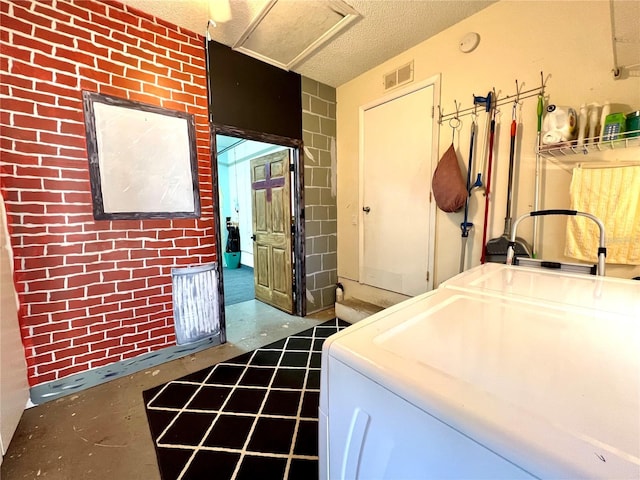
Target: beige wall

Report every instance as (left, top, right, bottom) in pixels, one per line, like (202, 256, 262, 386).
(337, 0, 640, 298)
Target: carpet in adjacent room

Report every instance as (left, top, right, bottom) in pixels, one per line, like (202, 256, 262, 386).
(143, 318, 349, 480)
(222, 265, 255, 306)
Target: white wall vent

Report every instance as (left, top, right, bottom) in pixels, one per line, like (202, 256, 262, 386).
(172, 263, 220, 345)
(383, 61, 414, 91)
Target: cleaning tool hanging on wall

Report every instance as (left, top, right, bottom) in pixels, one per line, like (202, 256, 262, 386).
(532, 76, 545, 258)
(459, 115, 477, 272)
(473, 91, 492, 190)
(484, 93, 532, 263)
(479, 98, 496, 264)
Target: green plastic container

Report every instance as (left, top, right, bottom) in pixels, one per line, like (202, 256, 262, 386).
(626, 111, 640, 138)
(602, 113, 626, 141)
(224, 251, 241, 269)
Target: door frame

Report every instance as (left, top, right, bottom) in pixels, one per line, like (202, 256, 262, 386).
(357, 75, 441, 293)
(210, 123, 306, 340)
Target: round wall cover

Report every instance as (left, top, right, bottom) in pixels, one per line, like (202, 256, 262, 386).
(459, 32, 480, 53)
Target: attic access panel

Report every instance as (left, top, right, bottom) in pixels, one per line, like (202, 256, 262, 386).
(233, 0, 361, 71)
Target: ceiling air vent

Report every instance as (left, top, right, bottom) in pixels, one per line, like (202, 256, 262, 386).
(383, 61, 414, 91)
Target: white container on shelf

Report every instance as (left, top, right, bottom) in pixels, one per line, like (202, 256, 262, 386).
(577, 103, 588, 146)
(599, 101, 611, 139)
(542, 104, 577, 145)
(588, 103, 600, 144)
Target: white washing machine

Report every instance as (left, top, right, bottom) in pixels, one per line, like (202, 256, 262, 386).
(319, 263, 640, 479)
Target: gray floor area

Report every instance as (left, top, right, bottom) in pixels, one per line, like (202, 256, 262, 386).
(1, 301, 335, 480)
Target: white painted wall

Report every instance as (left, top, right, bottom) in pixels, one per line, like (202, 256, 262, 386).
(337, 0, 640, 301)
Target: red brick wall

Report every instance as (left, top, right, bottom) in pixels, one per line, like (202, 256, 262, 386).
(0, 0, 215, 387)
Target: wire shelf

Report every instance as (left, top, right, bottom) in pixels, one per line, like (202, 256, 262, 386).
(537, 131, 640, 159)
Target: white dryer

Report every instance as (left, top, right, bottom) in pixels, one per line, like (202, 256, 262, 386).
(319, 264, 640, 479)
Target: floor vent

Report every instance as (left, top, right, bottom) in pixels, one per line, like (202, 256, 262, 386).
(172, 263, 220, 345)
(383, 61, 414, 91)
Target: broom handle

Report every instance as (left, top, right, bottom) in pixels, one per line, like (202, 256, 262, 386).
(480, 117, 495, 264)
(504, 108, 517, 236)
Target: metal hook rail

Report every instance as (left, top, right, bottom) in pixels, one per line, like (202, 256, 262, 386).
(439, 88, 543, 124)
(438, 72, 549, 125)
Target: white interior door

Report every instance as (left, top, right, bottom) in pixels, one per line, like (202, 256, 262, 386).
(360, 82, 435, 296)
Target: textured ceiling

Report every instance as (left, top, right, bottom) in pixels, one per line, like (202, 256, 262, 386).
(120, 0, 495, 87)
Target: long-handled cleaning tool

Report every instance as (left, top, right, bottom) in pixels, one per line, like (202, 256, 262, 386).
(459, 94, 491, 271)
(480, 100, 496, 264)
(506, 100, 518, 234)
(484, 93, 532, 262)
(532, 72, 545, 258)
(459, 116, 476, 273)
(472, 91, 492, 190)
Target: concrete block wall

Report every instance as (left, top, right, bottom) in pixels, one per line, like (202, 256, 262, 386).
(0, 0, 215, 387)
(302, 77, 337, 312)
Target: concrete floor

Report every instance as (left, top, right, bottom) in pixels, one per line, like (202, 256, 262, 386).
(1, 301, 335, 480)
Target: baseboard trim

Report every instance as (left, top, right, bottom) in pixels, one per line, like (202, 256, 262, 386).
(29, 334, 224, 405)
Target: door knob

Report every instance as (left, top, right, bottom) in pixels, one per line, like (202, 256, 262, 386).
(251, 234, 256, 241)
(362, 206, 371, 213)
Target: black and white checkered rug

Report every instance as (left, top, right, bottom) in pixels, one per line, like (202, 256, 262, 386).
(143, 319, 349, 480)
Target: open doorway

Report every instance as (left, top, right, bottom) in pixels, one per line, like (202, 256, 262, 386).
(213, 129, 305, 317)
